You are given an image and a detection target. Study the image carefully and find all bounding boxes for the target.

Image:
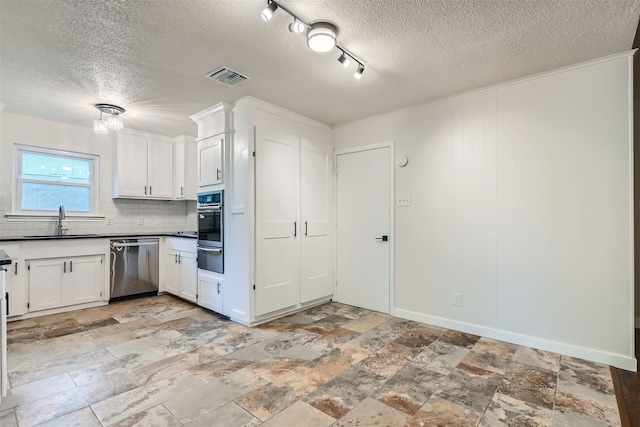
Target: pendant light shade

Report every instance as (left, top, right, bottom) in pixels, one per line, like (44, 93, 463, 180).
(94, 117, 108, 134)
(307, 22, 337, 53)
(94, 103, 126, 134)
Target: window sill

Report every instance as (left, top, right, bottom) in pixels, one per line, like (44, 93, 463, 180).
(5, 214, 106, 221)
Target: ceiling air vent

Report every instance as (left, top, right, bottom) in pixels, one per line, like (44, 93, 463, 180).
(205, 67, 250, 87)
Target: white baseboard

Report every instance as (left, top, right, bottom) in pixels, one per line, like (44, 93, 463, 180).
(392, 308, 638, 372)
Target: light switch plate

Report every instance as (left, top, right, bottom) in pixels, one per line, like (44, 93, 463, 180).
(396, 194, 411, 207)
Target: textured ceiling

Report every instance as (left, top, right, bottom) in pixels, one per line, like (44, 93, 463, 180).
(1, 0, 639, 137)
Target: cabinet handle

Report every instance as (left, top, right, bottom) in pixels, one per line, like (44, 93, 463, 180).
(217, 282, 221, 294)
(150, 186, 152, 195)
(216, 169, 221, 182)
(70, 260, 73, 273)
(305, 221, 308, 237)
(63, 261, 66, 273)
(293, 221, 297, 238)
(6, 291, 9, 316)
(15, 263, 17, 275)
(178, 254, 181, 264)
(181, 186, 184, 196)
(175, 254, 178, 264)
(144, 186, 147, 195)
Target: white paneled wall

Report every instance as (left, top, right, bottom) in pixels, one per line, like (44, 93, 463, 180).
(0, 113, 196, 238)
(333, 51, 635, 370)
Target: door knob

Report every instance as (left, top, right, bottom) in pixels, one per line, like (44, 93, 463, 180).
(375, 235, 389, 242)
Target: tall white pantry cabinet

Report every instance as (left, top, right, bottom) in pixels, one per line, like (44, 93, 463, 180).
(191, 97, 334, 325)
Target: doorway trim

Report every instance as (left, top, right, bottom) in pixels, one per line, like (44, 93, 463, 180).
(333, 140, 395, 313)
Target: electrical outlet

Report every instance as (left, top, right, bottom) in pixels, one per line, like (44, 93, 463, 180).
(106, 217, 113, 226)
(397, 194, 411, 207)
(453, 292, 462, 306)
(138, 217, 144, 226)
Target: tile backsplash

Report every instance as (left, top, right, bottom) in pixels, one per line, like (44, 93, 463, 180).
(0, 191, 197, 237)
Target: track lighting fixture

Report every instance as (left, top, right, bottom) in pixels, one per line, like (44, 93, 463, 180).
(261, 1, 278, 22)
(307, 22, 337, 52)
(93, 103, 125, 134)
(338, 51, 351, 68)
(289, 19, 306, 33)
(259, 0, 366, 79)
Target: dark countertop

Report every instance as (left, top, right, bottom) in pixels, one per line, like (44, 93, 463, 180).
(0, 249, 12, 265)
(0, 232, 197, 243)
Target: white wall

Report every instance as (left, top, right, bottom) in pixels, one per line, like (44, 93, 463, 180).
(333, 51, 635, 370)
(0, 113, 196, 237)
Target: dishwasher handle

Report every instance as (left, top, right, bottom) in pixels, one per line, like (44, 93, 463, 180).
(111, 241, 159, 249)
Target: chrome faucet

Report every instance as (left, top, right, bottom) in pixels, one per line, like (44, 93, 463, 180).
(57, 204, 66, 236)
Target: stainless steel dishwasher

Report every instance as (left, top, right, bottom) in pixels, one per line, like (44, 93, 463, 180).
(109, 238, 159, 301)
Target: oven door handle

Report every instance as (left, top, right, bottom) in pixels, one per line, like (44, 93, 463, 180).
(198, 205, 221, 211)
(198, 248, 223, 253)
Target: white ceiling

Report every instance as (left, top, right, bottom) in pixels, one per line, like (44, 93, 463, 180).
(1, 0, 639, 137)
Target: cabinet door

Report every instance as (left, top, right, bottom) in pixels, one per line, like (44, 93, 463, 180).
(148, 138, 174, 199)
(179, 251, 198, 303)
(6, 259, 26, 317)
(164, 250, 180, 295)
(174, 140, 186, 199)
(300, 139, 334, 303)
(198, 137, 223, 188)
(116, 133, 148, 197)
(198, 272, 223, 314)
(28, 258, 64, 312)
(65, 255, 103, 305)
(254, 123, 299, 316)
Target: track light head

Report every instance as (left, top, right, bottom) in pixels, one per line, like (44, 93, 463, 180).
(354, 64, 365, 79)
(261, 1, 278, 21)
(338, 52, 351, 68)
(307, 22, 337, 53)
(289, 19, 306, 33)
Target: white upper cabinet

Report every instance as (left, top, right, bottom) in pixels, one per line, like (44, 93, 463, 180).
(197, 136, 223, 189)
(113, 131, 175, 200)
(190, 103, 232, 193)
(174, 135, 197, 200)
(147, 138, 174, 199)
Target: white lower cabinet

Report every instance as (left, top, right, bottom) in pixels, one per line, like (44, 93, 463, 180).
(198, 269, 223, 314)
(28, 255, 103, 312)
(163, 238, 197, 303)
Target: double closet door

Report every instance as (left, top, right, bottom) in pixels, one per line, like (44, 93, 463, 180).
(254, 122, 333, 316)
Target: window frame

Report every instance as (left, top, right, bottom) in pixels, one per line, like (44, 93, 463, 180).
(13, 144, 100, 217)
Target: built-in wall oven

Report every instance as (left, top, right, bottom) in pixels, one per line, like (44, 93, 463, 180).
(197, 191, 223, 273)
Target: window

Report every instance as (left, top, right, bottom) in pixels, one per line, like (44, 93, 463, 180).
(15, 145, 99, 215)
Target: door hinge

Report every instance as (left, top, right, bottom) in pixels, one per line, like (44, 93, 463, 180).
(27, 264, 30, 271)
(253, 284, 256, 290)
(27, 302, 30, 309)
(196, 294, 198, 299)
(252, 151, 256, 157)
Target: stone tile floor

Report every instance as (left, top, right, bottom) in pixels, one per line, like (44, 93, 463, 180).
(0, 295, 621, 426)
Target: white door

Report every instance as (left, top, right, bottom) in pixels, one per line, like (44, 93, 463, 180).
(335, 146, 391, 313)
(148, 139, 174, 198)
(300, 139, 333, 303)
(179, 251, 198, 303)
(198, 136, 223, 187)
(65, 255, 103, 305)
(254, 123, 299, 316)
(116, 134, 148, 197)
(28, 258, 65, 312)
